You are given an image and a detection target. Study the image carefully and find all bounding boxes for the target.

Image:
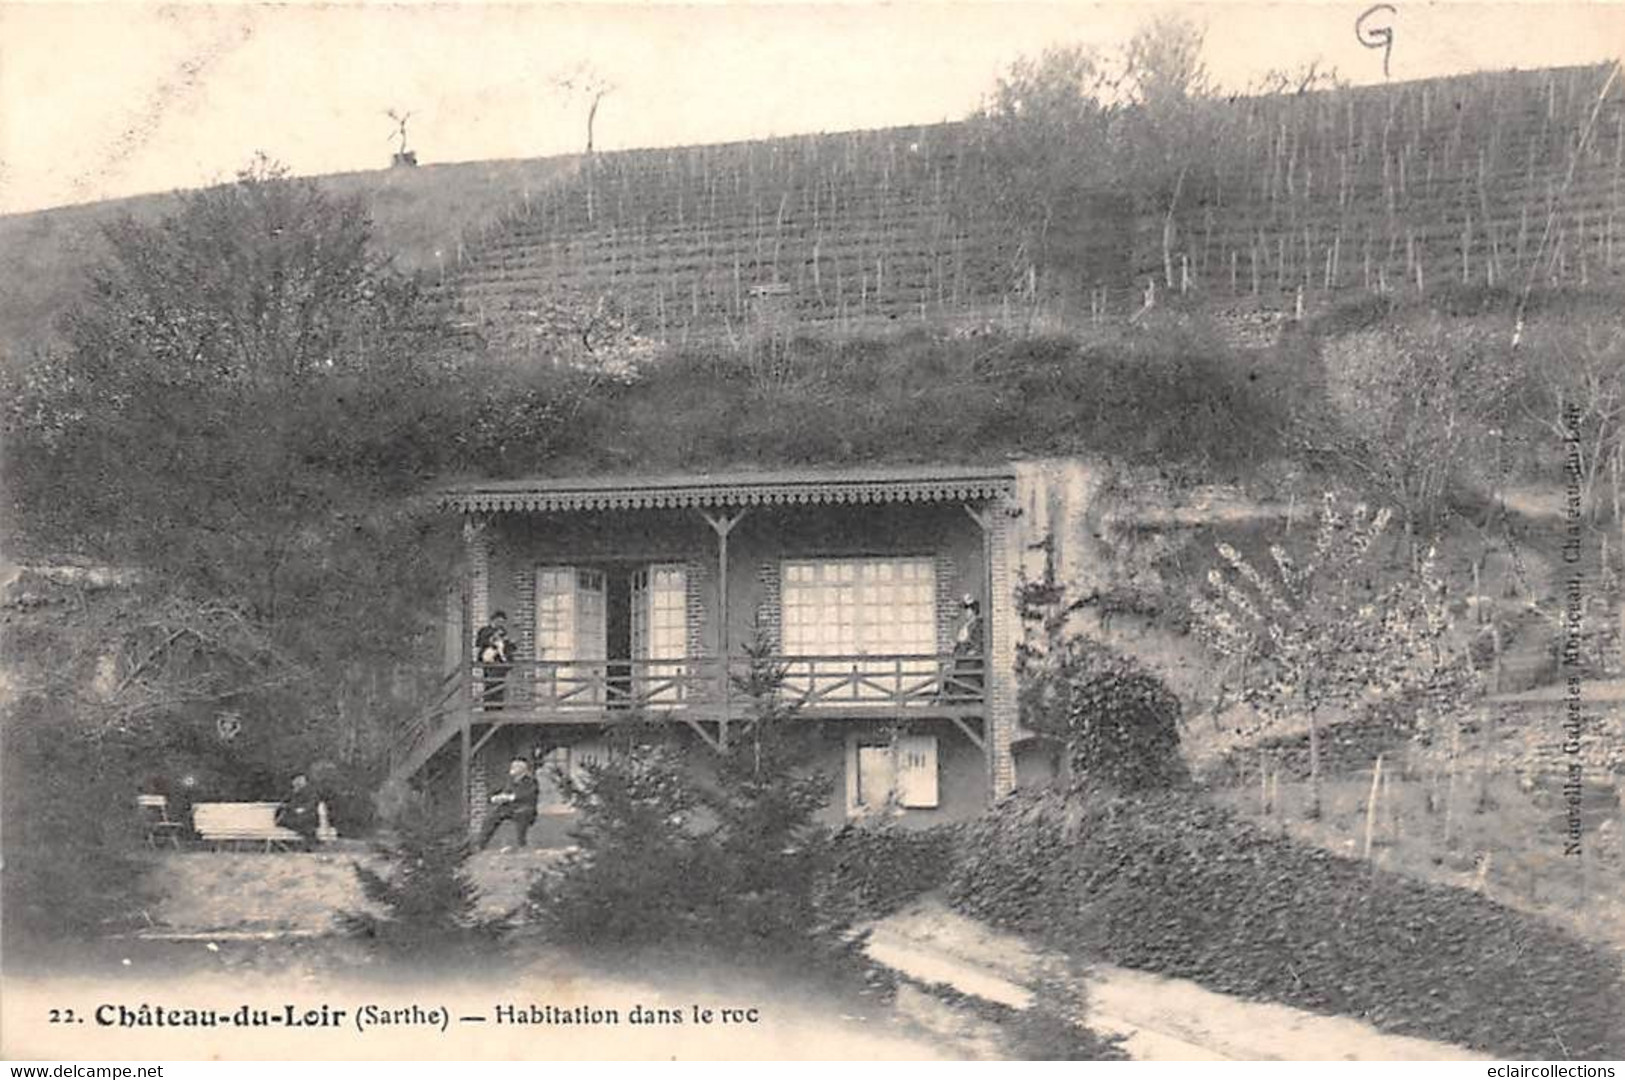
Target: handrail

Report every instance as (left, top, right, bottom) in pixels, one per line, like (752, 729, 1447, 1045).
(392, 652, 987, 779)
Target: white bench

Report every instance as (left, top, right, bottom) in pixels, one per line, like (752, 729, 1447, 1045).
(192, 802, 305, 851)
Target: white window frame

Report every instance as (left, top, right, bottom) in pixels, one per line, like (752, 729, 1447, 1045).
(844, 733, 939, 815)
(632, 563, 688, 706)
(782, 557, 937, 700)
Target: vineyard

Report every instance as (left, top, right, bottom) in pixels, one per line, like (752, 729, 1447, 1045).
(1139, 63, 1625, 309)
(438, 123, 1131, 354)
(438, 62, 1625, 354)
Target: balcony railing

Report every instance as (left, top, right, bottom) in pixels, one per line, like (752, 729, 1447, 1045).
(473, 653, 986, 713)
(391, 652, 985, 780)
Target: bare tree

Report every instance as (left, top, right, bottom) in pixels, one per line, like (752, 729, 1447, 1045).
(553, 65, 616, 154)
(386, 108, 417, 166)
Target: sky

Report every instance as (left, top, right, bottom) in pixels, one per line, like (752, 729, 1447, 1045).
(1, 1, 1623, 215)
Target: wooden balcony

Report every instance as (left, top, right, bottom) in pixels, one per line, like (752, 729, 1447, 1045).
(390, 653, 986, 782)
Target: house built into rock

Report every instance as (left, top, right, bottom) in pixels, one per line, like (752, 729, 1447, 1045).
(389, 464, 1126, 841)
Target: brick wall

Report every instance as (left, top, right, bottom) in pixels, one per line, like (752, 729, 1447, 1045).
(986, 497, 1019, 798)
(685, 557, 712, 656)
(465, 517, 490, 630)
(934, 553, 959, 652)
(755, 561, 782, 651)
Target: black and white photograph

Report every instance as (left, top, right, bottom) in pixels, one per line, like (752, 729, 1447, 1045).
(2, 0, 1623, 1063)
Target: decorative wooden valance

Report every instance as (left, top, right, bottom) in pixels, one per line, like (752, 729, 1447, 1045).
(444, 466, 1016, 514)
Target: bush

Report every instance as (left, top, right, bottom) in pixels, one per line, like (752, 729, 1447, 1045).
(533, 651, 844, 963)
(530, 733, 716, 947)
(340, 797, 505, 957)
(947, 790, 1625, 1058)
(0, 697, 156, 954)
(817, 822, 960, 924)
(1018, 566, 1189, 793)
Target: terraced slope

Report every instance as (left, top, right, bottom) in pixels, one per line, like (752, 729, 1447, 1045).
(439, 123, 1131, 353)
(1136, 64, 1625, 305)
(443, 64, 1625, 353)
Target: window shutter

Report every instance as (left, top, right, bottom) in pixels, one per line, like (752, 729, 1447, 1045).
(896, 735, 939, 808)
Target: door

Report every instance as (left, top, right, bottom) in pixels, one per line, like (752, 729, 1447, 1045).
(534, 566, 608, 706)
(632, 564, 687, 706)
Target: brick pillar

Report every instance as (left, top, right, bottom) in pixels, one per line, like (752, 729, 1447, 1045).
(685, 557, 713, 657)
(754, 562, 782, 650)
(462, 515, 490, 832)
(934, 553, 958, 651)
(468, 745, 491, 838)
(464, 515, 491, 632)
(986, 497, 1018, 799)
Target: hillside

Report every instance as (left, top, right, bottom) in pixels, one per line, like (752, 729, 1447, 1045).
(5, 63, 1621, 367)
(0, 155, 580, 365)
(1140, 64, 1625, 305)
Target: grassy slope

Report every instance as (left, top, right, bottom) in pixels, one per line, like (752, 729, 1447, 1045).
(0, 154, 580, 365)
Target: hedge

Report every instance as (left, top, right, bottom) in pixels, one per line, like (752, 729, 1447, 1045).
(818, 822, 960, 925)
(945, 790, 1625, 1059)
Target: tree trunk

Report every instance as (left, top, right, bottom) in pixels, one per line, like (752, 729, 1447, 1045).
(1307, 708, 1322, 819)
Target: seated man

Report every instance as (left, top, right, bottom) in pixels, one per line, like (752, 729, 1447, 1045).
(274, 772, 321, 849)
(478, 758, 539, 850)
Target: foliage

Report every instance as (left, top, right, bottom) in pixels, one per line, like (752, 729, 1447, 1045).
(526, 324, 1293, 481)
(532, 642, 840, 961)
(946, 789, 1625, 1059)
(0, 691, 157, 952)
(1190, 494, 1481, 815)
(1308, 315, 1526, 532)
(0, 160, 473, 830)
(530, 724, 712, 947)
(1016, 553, 1188, 792)
(817, 822, 960, 924)
(340, 796, 505, 954)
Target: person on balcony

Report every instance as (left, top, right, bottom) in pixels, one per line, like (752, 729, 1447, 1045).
(950, 595, 985, 700)
(475, 611, 515, 710)
(478, 758, 539, 850)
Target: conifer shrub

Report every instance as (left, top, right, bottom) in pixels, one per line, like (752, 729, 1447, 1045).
(530, 645, 847, 964)
(340, 796, 505, 957)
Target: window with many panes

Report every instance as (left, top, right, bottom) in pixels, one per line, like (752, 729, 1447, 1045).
(781, 558, 936, 655)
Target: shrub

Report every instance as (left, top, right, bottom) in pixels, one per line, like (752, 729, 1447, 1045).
(817, 822, 961, 924)
(533, 647, 843, 963)
(1017, 561, 1189, 793)
(0, 692, 157, 954)
(340, 796, 505, 956)
(946, 789, 1625, 1058)
(530, 731, 715, 948)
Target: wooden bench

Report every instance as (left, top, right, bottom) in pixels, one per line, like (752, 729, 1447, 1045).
(191, 802, 306, 851)
(136, 794, 185, 850)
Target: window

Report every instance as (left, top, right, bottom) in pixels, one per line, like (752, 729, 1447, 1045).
(782, 558, 936, 699)
(534, 567, 607, 705)
(846, 734, 939, 814)
(632, 564, 688, 705)
(782, 558, 935, 655)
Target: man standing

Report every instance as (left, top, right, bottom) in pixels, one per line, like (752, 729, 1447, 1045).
(478, 758, 539, 850)
(474, 610, 515, 709)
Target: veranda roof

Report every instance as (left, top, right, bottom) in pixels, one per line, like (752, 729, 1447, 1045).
(444, 464, 1016, 513)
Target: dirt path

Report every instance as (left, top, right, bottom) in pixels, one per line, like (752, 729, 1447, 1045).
(867, 899, 1483, 1061)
